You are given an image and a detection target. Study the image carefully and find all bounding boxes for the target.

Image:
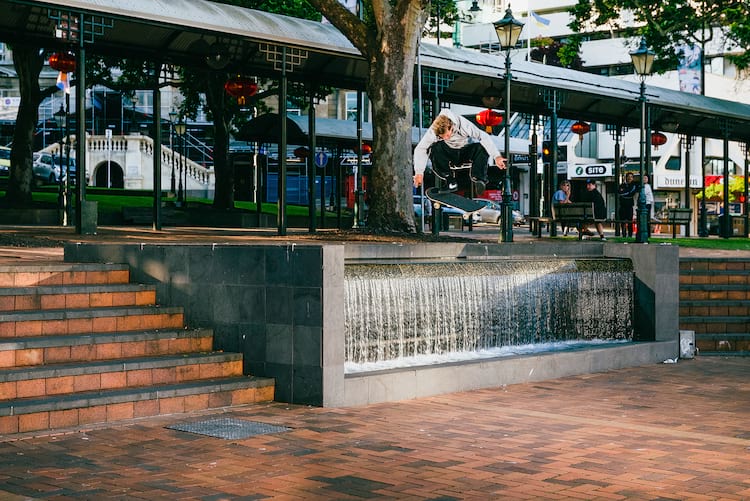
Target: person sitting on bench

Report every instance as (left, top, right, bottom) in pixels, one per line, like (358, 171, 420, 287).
(579, 178, 608, 241)
(412, 109, 506, 193)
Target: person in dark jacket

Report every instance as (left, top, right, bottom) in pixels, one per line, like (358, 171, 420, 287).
(580, 178, 607, 240)
(617, 172, 637, 237)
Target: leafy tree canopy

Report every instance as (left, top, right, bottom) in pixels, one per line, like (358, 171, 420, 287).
(568, 0, 749, 74)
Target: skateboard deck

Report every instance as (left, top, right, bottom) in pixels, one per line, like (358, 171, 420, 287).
(425, 187, 484, 214)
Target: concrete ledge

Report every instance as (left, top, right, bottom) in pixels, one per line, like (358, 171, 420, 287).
(343, 341, 677, 406)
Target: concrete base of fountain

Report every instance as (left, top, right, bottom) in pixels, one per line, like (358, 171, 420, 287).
(65, 240, 679, 407)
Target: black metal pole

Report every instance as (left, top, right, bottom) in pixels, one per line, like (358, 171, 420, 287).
(177, 128, 184, 205)
(683, 134, 692, 237)
(721, 127, 730, 238)
(170, 122, 176, 195)
(308, 90, 317, 233)
(74, 14, 86, 234)
(612, 125, 633, 237)
(278, 47, 288, 236)
(500, 48, 513, 242)
(635, 80, 649, 244)
(152, 84, 162, 230)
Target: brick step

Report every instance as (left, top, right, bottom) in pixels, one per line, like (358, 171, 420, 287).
(679, 258, 750, 272)
(679, 284, 750, 301)
(0, 263, 130, 287)
(681, 317, 750, 334)
(0, 328, 214, 368)
(0, 283, 157, 312)
(679, 300, 750, 317)
(0, 352, 243, 400)
(694, 333, 750, 354)
(0, 306, 185, 338)
(0, 376, 275, 434)
(679, 270, 750, 285)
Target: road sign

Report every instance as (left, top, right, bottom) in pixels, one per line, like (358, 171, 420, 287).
(314, 151, 328, 168)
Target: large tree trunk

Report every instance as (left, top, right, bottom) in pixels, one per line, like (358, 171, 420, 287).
(366, 42, 419, 232)
(5, 44, 45, 207)
(305, 0, 428, 233)
(204, 72, 235, 210)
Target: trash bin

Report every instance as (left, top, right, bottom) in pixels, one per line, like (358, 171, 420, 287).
(679, 330, 696, 359)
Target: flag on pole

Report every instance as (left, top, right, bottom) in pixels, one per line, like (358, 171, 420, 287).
(56, 72, 70, 94)
(531, 11, 550, 28)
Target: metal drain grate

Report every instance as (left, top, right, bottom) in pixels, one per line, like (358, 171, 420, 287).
(167, 418, 291, 439)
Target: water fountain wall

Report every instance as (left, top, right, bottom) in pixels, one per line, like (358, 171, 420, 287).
(64, 240, 679, 407)
(345, 260, 634, 369)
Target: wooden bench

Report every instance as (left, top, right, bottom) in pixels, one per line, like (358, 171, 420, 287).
(666, 208, 692, 238)
(552, 203, 597, 240)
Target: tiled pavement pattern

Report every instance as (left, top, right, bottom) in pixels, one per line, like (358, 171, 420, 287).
(0, 356, 749, 500)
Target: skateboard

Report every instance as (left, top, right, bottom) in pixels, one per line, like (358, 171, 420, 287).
(425, 187, 484, 216)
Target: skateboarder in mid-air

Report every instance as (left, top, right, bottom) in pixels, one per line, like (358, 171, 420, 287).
(413, 109, 507, 194)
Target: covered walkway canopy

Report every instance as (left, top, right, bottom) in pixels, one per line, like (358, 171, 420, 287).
(1, 0, 748, 142)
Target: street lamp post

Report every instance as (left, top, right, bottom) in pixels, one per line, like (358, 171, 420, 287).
(630, 36, 655, 244)
(168, 110, 177, 196)
(174, 119, 186, 206)
(493, 8, 524, 243)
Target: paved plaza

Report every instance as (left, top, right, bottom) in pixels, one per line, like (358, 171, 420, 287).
(0, 356, 748, 500)
(0, 225, 748, 499)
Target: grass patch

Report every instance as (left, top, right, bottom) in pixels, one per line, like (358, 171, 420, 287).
(17, 189, 345, 219)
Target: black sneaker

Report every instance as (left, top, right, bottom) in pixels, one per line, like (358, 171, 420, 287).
(472, 179, 486, 194)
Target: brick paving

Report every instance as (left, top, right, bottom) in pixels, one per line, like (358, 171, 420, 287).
(0, 226, 749, 499)
(0, 356, 748, 500)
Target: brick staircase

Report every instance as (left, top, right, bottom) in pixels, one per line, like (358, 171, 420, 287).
(0, 262, 274, 435)
(679, 258, 750, 355)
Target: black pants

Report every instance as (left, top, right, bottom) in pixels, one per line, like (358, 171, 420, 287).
(618, 203, 634, 237)
(428, 142, 489, 186)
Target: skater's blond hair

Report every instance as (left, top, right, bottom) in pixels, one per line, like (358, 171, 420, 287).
(432, 115, 453, 136)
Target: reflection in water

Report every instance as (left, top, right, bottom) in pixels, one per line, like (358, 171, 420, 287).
(344, 260, 633, 368)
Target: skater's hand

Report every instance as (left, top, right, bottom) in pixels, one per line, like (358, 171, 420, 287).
(495, 155, 507, 169)
(413, 173, 423, 187)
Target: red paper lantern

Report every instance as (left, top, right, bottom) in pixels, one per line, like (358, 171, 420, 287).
(48, 52, 76, 73)
(353, 143, 372, 154)
(294, 147, 310, 159)
(571, 120, 590, 141)
(224, 76, 258, 105)
(651, 131, 667, 148)
(475, 109, 503, 133)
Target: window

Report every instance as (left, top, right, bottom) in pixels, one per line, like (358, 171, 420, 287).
(345, 91, 358, 121)
(665, 156, 681, 171)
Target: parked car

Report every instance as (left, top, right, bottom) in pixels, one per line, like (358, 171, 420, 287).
(473, 198, 525, 226)
(33, 152, 60, 185)
(0, 146, 10, 176)
(32, 152, 76, 185)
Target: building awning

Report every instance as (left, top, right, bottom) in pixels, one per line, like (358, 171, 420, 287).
(2, 0, 749, 144)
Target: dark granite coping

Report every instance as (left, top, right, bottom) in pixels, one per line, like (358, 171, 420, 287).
(0, 263, 129, 273)
(0, 376, 274, 415)
(0, 328, 212, 350)
(681, 316, 750, 323)
(0, 352, 242, 382)
(680, 284, 750, 291)
(0, 305, 183, 322)
(0, 283, 155, 296)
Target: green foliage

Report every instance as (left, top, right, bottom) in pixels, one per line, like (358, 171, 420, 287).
(696, 175, 748, 203)
(530, 39, 584, 70)
(423, 0, 459, 40)
(568, 0, 749, 72)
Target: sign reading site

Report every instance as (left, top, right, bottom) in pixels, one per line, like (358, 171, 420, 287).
(568, 163, 613, 179)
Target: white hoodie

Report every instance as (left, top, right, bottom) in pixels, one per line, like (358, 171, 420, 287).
(413, 109, 501, 176)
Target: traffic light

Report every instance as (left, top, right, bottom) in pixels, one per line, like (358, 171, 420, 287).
(541, 141, 567, 164)
(542, 141, 552, 165)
